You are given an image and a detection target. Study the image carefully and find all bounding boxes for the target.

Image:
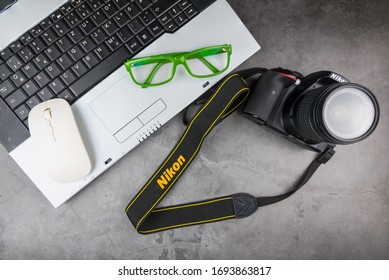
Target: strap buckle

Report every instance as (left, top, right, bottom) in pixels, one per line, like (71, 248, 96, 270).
(232, 193, 259, 219)
(318, 146, 335, 164)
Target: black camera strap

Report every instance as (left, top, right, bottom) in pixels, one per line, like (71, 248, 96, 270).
(125, 73, 335, 234)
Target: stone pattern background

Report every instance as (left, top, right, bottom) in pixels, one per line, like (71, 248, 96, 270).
(0, 0, 388, 259)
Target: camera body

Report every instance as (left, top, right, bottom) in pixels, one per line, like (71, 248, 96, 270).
(242, 69, 379, 153)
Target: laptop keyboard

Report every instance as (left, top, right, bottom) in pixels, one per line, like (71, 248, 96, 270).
(0, 0, 200, 130)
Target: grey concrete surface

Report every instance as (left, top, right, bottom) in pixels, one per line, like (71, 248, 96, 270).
(1, 0, 389, 260)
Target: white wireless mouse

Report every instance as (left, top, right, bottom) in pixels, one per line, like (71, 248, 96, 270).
(28, 99, 92, 184)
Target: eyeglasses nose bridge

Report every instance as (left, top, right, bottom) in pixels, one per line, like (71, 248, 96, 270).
(172, 56, 187, 65)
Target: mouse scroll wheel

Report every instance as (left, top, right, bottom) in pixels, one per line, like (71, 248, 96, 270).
(44, 108, 52, 121)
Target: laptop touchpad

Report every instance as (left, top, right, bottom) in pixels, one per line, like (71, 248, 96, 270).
(90, 76, 167, 143)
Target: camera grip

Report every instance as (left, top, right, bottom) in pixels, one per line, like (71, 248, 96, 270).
(243, 70, 296, 123)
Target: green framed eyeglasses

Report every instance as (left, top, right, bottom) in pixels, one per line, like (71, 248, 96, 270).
(124, 44, 232, 88)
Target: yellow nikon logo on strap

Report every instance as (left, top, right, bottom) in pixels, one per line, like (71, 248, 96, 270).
(157, 155, 186, 189)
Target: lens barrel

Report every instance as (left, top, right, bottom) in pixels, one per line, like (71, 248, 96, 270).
(289, 83, 379, 144)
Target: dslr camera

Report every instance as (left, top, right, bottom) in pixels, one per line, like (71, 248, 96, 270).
(242, 69, 380, 152)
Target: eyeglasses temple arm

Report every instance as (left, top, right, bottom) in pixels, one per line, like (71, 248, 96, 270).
(198, 57, 220, 73)
(142, 61, 170, 88)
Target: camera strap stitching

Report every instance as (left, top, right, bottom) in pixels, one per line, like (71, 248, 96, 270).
(125, 73, 335, 234)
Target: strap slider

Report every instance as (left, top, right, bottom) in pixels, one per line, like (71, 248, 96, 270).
(232, 193, 259, 219)
(318, 146, 335, 164)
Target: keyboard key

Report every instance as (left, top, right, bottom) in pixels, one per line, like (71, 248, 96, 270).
(79, 37, 96, 53)
(49, 78, 65, 95)
(148, 20, 164, 37)
(56, 36, 73, 52)
(45, 63, 62, 79)
(184, 6, 198, 18)
(0, 80, 16, 98)
(0, 64, 12, 81)
(26, 96, 41, 109)
(165, 21, 178, 33)
(135, 0, 152, 10)
(77, 3, 93, 18)
(22, 80, 39, 96)
(105, 35, 122, 51)
(45, 45, 61, 61)
(6, 55, 23, 71)
(57, 54, 73, 70)
(151, 0, 179, 17)
(137, 29, 153, 45)
(68, 27, 85, 44)
(117, 26, 134, 42)
(30, 38, 46, 53)
(94, 44, 111, 60)
(10, 71, 27, 87)
(126, 37, 142, 54)
(140, 10, 155, 25)
(159, 13, 172, 25)
(68, 45, 85, 61)
(50, 10, 64, 22)
(60, 69, 77, 85)
(58, 90, 76, 104)
(88, 0, 104, 11)
(91, 28, 108, 44)
(14, 104, 30, 121)
(70, 0, 84, 7)
(91, 10, 106, 26)
(79, 19, 96, 35)
(66, 11, 82, 27)
(30, 25, 44, 37)
(174, 13, 188, 26)
(19, 46, 35, 63)
(102, 20, 119, 35)
(102, 2, 119, 18)
(41, 28, 58, 45)
(125, 3, 141, 19)
(19, 33, 33, 46)
(34, 72, 51, 88)
(53, 20, 70, 36)
(21, 63, 39, 79)
(82, 52, 99, 68)
(60, 3, 74, 15)
(1, 48, 13, 61)
(37, 87, 54, 101)
(33, 54, 50, 70)
(114, 11, 130, 27)
(128, 18, 144, 33)
(179, 1, 191, 10)
(71, 61, 88, 77)
(0, 97, 30, 149)
(6, 89, 27, 109)
(9, 41, 23, 53)
(169, 5, 181, 18)
(39, 17, 54, 30)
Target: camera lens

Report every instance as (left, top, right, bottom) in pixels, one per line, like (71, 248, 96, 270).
(290, 84, 379, 144)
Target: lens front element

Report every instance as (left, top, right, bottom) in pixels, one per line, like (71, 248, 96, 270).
(323, 87, 376, 140)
